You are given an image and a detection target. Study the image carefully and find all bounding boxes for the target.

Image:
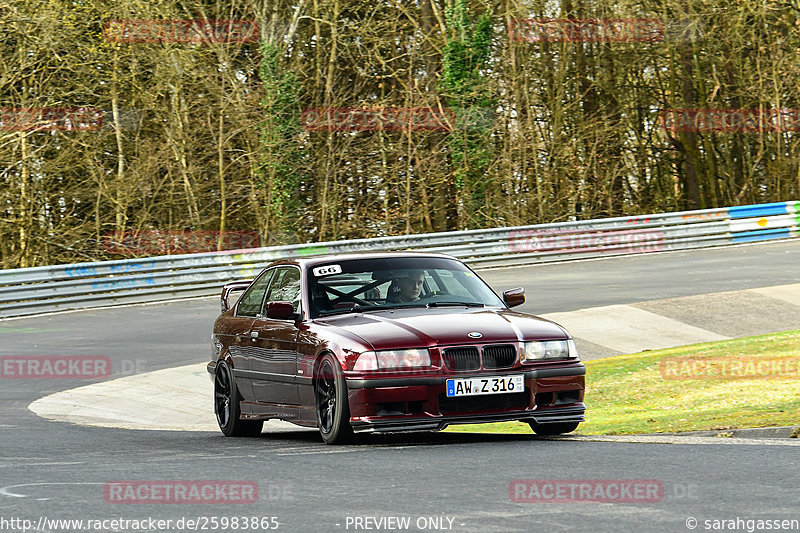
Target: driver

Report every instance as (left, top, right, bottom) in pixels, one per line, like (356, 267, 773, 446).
(387, 270, 425, 303)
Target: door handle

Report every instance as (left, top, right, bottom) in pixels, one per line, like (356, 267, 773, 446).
(250, 331, 259, 338)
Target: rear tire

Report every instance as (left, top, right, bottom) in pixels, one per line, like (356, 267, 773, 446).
(530, 421, 580, 436)
(214, 361, 263, 437)
(315, 354, 354, 444)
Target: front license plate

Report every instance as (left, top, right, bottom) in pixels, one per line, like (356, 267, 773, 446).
(446, 374, 524, 397)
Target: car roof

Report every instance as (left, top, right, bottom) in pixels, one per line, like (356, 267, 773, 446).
(266, 251, 459, 269)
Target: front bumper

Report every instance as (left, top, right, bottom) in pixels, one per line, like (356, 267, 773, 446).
(346, 364, 586, 433)
(349, 405, 586, 433)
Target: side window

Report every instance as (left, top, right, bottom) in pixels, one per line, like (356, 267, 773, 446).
(236, 270, 274, 317)
(264, 267, 302, 313)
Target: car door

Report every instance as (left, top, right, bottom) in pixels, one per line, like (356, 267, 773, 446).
(226, 269, 275, 401)
(249, 266, 302, 406)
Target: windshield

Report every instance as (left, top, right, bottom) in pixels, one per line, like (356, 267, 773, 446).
(307, 257, 505, 318)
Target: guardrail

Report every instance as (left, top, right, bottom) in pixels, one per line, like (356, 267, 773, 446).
(1, 201, 797, 318)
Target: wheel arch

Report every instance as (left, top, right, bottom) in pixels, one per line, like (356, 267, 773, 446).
(214, 354, 245, 398)
(312, 349, 345, 378)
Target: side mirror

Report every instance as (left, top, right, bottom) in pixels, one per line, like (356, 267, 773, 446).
(503, 287, 525, 308)
(221, 280, 252, 313)
(265, 301, 296, 320)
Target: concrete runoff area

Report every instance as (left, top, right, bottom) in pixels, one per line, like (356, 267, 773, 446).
(27, 282, 800, 433)
(540, 305, 730, 357)
(29, 363, 219, 431)
(751, 283, 800, 307)
(546, 282, 800, 360)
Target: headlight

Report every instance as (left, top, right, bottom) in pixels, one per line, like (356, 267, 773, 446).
(353, 349, 431, 371)
(521, 340, 577, 362)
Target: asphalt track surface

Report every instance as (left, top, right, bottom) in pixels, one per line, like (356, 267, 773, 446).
(1, 241, 799, 533)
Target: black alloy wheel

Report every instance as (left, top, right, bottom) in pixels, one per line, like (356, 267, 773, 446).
(315, 354, 354, 444)
(214, 361, 263, 437)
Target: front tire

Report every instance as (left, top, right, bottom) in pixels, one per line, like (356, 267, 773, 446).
(214, 361, 263, 437)
(315, 354, 354, 444)
(530, 421, 580, 436)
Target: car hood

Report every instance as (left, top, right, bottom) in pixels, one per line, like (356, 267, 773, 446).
(316, 307, 568, 350)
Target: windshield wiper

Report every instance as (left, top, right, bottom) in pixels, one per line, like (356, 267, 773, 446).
(319, 302, 432, 317)
(366, 303, 428, 311)
(426, 301, 485, 308)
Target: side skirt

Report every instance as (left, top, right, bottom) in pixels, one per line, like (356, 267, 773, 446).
(239, 401, 318, 427)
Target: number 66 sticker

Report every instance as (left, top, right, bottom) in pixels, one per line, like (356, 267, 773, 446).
(313, 264, 342, 277)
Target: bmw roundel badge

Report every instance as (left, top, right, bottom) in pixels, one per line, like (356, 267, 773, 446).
(468, 332, 483, 339)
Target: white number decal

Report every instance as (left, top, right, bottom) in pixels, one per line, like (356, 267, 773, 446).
(313, 264, 342, 277)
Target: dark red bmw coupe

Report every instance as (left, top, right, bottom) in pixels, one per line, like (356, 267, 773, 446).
(208, 252, 585, 444)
